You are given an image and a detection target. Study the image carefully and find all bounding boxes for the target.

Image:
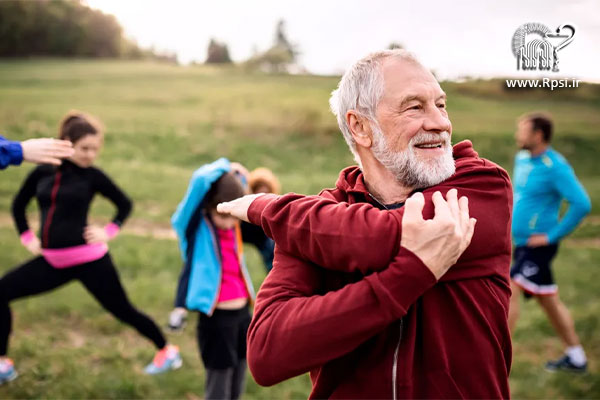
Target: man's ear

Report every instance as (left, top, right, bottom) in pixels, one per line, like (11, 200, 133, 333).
(533, 129, 545, 144)
(346, 110, 373, 148)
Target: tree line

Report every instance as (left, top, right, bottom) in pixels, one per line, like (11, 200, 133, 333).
(0, 1, 304, 71)
(0, 0, 170, 60)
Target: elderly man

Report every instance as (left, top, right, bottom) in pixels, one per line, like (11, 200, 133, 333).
(219, 50, 513, 399)
(509, 112, 591, 372)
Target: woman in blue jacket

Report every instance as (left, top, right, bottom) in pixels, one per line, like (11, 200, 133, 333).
(170, 158, 255, 400)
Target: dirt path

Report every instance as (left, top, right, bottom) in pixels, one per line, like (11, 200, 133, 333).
(0, 213, 176, 240)
(0, 213, 598, 246)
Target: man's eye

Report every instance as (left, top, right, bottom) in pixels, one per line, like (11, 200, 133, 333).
(437, 103, 446, 109)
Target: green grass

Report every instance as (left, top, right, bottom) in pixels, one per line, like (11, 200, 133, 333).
(0, 59, 599, 399)
(0, 227, 311, 399)
(510, 244, 600, 399)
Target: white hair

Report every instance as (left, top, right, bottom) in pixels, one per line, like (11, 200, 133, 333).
(329, 49, 423, 165)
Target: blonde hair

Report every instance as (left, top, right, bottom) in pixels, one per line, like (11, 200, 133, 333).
(249, 167, 281, 194)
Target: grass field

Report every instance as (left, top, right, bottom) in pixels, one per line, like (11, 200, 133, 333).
(0, 59, 598, 399)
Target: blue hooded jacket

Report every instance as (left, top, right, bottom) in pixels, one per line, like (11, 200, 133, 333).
(171, 158, 255, 315)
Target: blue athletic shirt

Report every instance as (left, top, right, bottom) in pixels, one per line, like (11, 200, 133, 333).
(512, 147, 591, 246)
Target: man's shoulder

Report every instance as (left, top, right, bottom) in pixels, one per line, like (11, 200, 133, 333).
(545, 148, 570, 169)
(318, 165, 366, 203)
(452, 153, 510, 185)
(318, 187, 348, 202)
(515, 150, 530, 162)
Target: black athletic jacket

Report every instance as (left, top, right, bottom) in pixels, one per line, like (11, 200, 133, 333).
(11, 160, 132, 249)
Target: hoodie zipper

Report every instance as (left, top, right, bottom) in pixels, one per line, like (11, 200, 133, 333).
(367, 193, 404, 399)
(42, 170, 62, 248)
(393, 318, 403, 400)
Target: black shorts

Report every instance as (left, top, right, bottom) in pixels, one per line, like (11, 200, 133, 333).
(197, 306, 251, 369)
(510, 244, 559, 298)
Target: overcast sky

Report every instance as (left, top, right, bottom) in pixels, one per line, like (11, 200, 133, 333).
(85, 0, 600, 82)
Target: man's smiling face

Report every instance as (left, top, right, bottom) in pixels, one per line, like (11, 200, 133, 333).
(370, 58, 455, 188)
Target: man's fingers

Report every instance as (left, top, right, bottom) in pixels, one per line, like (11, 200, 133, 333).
(446, 189, 459, 219)
(52, 148, 75, 157)
(458, 195, 468, 214)
(466, 218, 477, 246)
(54, 139, 73, 147)
(458, 195, 470, 232)
(42, 157, 62, 165)
(216, 202, 231, 215)
(49, 140, 74, 155)
(431, 190, 451, 221)
(403, 192, 425, 225)
(22, 138, 74, 164)
(218, 194, 264, 220)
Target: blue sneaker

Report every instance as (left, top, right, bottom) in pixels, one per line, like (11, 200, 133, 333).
(0, 358, 18, 385)
(144, 344, 182, 374)
(545, 355, 587, 373)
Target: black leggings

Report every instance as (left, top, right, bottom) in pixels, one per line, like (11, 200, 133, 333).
(0, 253, 166, 356)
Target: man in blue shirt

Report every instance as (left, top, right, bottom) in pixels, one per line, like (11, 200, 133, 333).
(0, 136, 73, 169)
(509, 112, 591, 373)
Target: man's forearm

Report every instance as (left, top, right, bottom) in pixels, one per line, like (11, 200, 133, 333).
(247, 247, 436, 386)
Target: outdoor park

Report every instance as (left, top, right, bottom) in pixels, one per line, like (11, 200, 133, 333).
(0, 1, 599, 399)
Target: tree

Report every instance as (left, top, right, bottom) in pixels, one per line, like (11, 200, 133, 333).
(245, 19, 299, 73)
(205, 38, 232, 64)
(274, 19, 297, 63)
(0, 0, 161, 59)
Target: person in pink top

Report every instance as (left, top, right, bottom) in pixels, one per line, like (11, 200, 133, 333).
(169, 161, 255, 400)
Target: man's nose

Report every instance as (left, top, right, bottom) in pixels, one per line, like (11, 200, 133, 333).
(422, 106, 451, 133)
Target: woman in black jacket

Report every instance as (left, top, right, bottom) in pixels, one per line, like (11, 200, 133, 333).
(0, 111, 180, 385)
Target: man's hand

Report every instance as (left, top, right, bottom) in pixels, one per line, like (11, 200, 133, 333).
(24, 235, 41, 255)
(84, 225, 109, 244)
(21, 138, 74, 165)
(527, 234, 549, 248)
(401, 189, 476, 280)
(217, 193, 266, 223)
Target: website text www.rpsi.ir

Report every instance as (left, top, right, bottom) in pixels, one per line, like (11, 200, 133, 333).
(506, 78, 582, 90)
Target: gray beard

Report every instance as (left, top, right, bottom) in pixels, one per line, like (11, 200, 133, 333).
(370, 124, 456, 189)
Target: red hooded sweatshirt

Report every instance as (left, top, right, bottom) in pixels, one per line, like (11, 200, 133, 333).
(247, 141, 513, 399)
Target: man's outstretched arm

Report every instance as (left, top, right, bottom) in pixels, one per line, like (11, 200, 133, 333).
(218, 161, 511, 276)
(237, 192, 403, 273)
